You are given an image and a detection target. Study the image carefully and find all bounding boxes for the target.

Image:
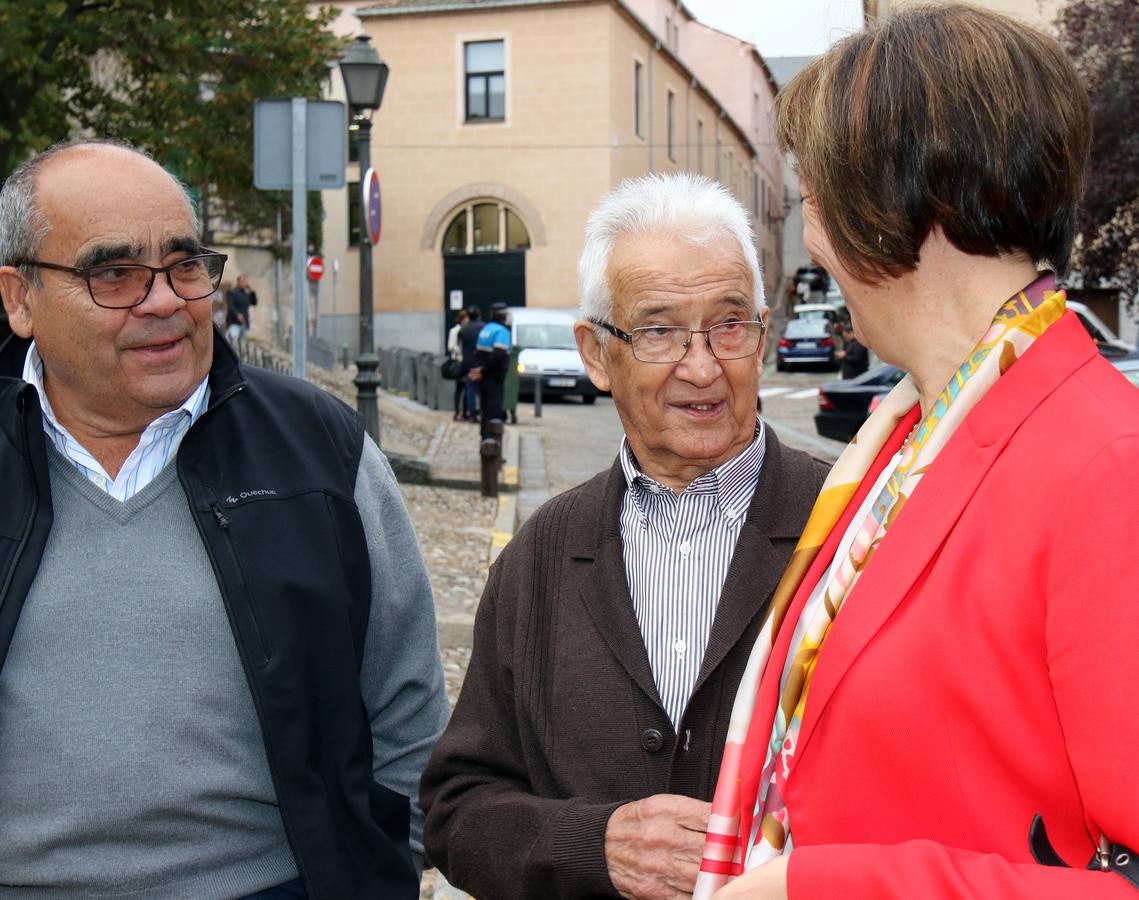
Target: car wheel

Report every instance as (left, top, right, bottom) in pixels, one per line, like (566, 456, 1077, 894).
(776, 358, 787, 372)
(581, 394, 597, 405)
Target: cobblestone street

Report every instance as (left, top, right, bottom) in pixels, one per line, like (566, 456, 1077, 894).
(398, 482, 492, 705)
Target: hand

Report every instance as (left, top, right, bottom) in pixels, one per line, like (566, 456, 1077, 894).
(604, 793, 712, 900)
(712, 855, 790, 900)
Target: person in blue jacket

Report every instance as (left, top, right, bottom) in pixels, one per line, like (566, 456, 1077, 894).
(472, 302, 511, 438)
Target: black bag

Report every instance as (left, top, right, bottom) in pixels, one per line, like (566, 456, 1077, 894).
(441, 357, 461, 380)
(1030, 814, 1139, 889)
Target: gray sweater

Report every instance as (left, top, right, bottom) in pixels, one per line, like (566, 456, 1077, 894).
(0, 439, 448, 898)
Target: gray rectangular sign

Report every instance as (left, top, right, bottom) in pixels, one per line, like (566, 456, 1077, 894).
(253, 99, 347, 190)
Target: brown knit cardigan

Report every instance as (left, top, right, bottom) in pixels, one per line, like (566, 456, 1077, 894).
(421, 429, 829, 899)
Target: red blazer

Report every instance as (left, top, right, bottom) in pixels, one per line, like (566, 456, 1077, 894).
(776, 313, 1139, 898)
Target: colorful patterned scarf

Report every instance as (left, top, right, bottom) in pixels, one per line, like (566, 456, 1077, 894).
(694, 274, 1067, 896)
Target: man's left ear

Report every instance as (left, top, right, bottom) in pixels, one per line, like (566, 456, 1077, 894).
(0, 266, 34, 338)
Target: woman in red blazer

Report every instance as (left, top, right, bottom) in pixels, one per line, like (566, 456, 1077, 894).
(695, 6, 1139, 899)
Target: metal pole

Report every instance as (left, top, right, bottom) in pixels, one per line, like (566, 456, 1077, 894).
(533, 373, 542, 418)
(274, 207, 284, 348)
(353, 114, 381, 445)
(290, 97, 308, 379)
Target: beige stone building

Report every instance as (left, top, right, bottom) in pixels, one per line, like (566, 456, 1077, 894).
(313, 0, 784, 354)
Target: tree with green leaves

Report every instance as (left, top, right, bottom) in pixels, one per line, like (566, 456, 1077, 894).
(0, 0, 345, 243)
(1057, 0, 1139, 302)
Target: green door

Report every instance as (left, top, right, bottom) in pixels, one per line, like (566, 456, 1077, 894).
(442, 251, 525, 343)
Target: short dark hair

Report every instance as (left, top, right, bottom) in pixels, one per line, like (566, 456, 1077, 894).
(776, 3, 1091, 280)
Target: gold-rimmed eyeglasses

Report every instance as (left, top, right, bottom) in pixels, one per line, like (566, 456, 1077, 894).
(590, 317, 765, 364)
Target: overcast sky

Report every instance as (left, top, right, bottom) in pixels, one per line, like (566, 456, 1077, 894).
(680, 0, 865, 58)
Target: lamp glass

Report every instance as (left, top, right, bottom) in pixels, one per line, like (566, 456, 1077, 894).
(339, 37, 389, 111)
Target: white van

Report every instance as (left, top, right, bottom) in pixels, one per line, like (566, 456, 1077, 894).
(505, 307, 598, 404)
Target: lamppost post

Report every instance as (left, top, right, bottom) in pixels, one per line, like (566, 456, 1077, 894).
(338, 34, 389, 445)
(353, 115, 380, 443)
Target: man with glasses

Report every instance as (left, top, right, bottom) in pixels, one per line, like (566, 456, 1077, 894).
(0, 140, 449, 899)
(421, 173, 829, 899)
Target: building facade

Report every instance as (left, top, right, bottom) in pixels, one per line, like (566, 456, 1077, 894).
(316, 0, 784, 354)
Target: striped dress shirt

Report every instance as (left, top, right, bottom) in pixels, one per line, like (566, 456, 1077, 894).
(22, 342, 210, 502)
(619, 419, 766, 731)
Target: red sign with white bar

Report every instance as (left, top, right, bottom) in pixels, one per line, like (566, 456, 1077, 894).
(306, 255, 325, 282)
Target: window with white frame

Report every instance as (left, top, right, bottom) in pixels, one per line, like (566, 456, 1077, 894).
(442, 203, 531, 255)
(465, 40, 505, 122)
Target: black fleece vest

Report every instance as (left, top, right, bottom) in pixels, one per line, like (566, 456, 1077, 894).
(0, 333, 417, 899)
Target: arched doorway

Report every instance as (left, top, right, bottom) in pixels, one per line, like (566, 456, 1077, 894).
(440, 201, 531, 337)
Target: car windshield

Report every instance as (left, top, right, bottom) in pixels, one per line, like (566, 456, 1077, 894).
(784, 319, 829, 338)
(516, 323, 577, 350)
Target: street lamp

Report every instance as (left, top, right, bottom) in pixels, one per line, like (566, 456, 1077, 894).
(339, 34, 390, 444)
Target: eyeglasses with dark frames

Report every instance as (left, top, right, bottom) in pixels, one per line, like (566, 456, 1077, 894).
(18, 251, 228, 310)
(590, 317, 766, 364)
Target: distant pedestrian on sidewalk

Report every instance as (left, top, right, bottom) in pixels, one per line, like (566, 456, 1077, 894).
(224, 274, 255, 342)
(0, 139, 449, 899)
(472, 302, 511, 437)
(457, 306, 482, 421)
(421, 173, 828, 900)
(446, 309, 470, 420)
(834, 320, 868, 379)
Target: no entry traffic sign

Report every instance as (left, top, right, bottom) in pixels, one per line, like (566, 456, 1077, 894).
(306, 256, 325, 282)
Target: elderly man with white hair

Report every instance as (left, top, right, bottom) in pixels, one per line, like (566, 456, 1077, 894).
(421, 173, 828, 900)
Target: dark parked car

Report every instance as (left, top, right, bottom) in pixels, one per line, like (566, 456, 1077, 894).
(815, 364, 906, 443)
(776, 318, 838, 371)
(816, 353, 1139, 446)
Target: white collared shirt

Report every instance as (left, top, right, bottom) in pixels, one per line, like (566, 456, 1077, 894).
(618, 418, 767, 730)
(22, 342, 210, 502)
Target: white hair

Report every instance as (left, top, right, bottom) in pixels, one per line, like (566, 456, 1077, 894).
(577, 172, 766, 326)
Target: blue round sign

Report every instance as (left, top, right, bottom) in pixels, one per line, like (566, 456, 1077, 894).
(363, 167, 381, 245)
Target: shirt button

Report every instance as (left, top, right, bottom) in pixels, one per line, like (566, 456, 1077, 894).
(679, 540, 691, 557)
(640, 728, 665, 753)
(673, 638, 687, 656)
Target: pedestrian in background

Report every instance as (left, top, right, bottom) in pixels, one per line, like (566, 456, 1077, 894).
(834, 320, 868, 379)
(224, 274, 252, 343)
(231, 273, 258, 329)
(0, 139, 449, 899)
(421, 173, 828, 900)
(457, 306, 483, 421)
(447, 309, 470, 421)
(472, 302, 511, 437)
(700, 6, 1139, 898)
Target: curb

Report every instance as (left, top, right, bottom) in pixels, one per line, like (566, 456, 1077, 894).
(489, 431, 521, 564)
